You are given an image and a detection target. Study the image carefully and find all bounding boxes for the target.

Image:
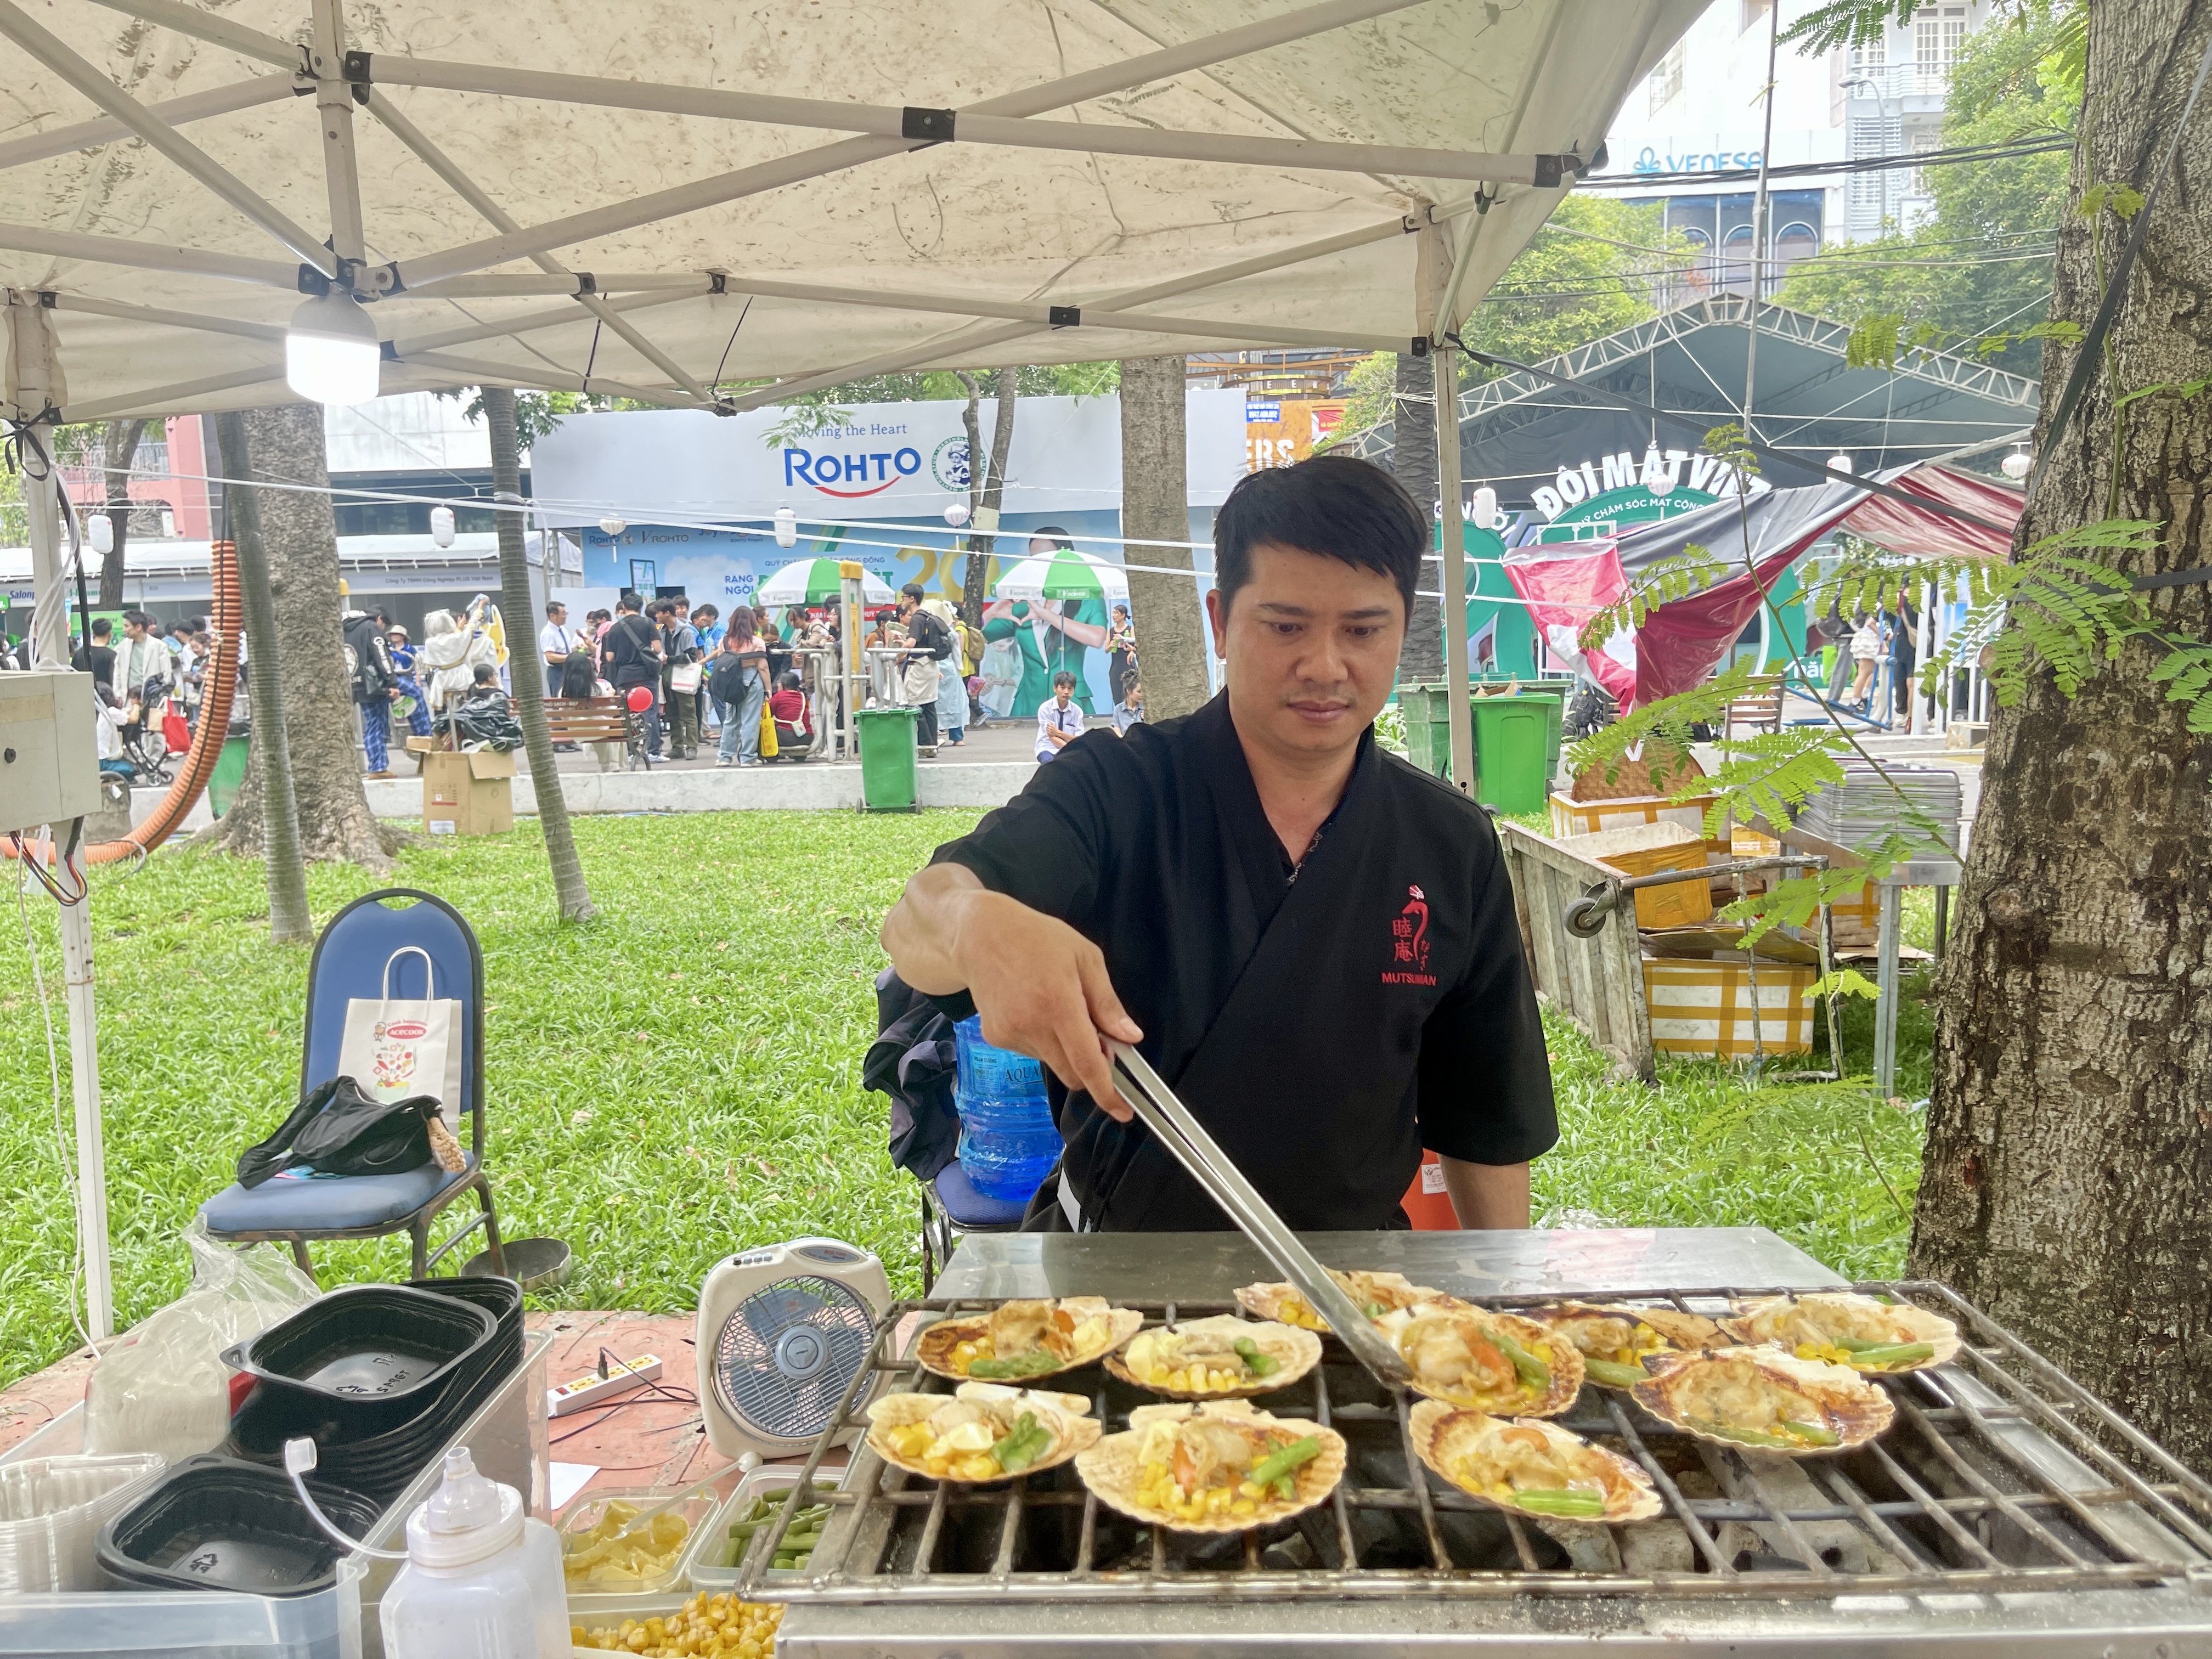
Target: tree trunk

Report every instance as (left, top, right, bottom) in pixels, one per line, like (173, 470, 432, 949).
(1120, 356, 1208, 720)
(201, 403, 398, 870)
(1913, 0, 2212, 1473)
(208, 411, 311, 943)
(483, 387, 597, 923)
(95, 417, 148, 609)
(1391, 352, 1444, 684)
(960, 368, 1020, 626)
(957, 375, 988, 627)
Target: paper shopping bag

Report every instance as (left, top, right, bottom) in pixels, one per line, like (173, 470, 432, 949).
(337, 945, 465, 1133)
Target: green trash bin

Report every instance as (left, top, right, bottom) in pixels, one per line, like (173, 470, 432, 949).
(208, 732, 251, 819)
(857, 706, 919, 811)
(1469, 693, 1559, 815)
(1396, 683, 1564, 805)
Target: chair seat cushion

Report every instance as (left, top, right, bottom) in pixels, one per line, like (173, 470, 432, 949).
(933, 1161, 1030, 1228)
(201, 1155, 474, 1234)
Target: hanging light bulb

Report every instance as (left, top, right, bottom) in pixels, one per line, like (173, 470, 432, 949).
(86, 513, 114, 556)
(2001, 445, 2033, 482)
(1827, 452, 1854, 476)
(944, 500, 970, 528)
(1471, 487, 1499, 532)
(774, 506, 799, 549)
(598, 512, 628, 539)
(428, 505, 455, 548)
(284, 291, 382, 407)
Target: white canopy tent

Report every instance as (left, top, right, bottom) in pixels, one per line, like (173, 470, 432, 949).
(0, 0, 1701, 1337)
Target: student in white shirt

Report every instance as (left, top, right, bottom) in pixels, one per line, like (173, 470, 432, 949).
(1035, 670, 1085, 762)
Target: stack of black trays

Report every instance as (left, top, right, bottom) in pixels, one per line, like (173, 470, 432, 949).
(94, 1455, 383, 1595)
(223, 1278, 523, 1508)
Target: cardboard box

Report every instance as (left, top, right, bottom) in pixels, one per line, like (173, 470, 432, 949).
(423, 749, 516, 836)
(1549, 788, 1717, 839)
(1640, 956, 1819, 1057)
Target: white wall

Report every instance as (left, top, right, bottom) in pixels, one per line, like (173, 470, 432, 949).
(324, 392, 494, 474)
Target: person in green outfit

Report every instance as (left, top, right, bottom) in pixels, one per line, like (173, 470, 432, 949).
(980, 527, 1111, 716)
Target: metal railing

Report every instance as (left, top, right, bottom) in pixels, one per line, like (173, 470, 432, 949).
(737, 1282, 2212, 1608)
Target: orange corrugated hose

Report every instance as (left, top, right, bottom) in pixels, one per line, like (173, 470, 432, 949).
(5, 538, 242, 865)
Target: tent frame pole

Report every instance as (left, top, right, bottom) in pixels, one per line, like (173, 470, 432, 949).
(0, 222, 297, 288)
(0, 0, 332, 274)
(0, 73, 295, 173)
(356, 53, 1574, 188)
(1434, 338, 1475, 793)
(8, 306, 114, 1342)
(361, 91, 722, 404)
(86, 0, 296, 67)
(380, 0, 1446, 290)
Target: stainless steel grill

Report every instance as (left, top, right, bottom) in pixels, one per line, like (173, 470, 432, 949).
(738, 1281, 2212, 1616)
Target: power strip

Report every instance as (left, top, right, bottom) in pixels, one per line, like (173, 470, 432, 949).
(548, 1353, 664, 1417)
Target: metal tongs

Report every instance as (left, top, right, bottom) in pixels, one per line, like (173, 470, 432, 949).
(1109, 1043, 1413, 1391)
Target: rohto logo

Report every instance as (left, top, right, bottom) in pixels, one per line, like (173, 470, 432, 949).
(783, 443, 924, 499)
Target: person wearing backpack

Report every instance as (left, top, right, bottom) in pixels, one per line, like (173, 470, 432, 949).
(344, 603, 400, 777)
(601, 590, 664, 765)
(709, 608, 770, 766)
(896, 583, 954, 752)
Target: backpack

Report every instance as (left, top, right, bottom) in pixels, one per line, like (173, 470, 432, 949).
(909, 607, 954, 662)
(707, 652, 753, 706)
(235, 1076, 444, 1189)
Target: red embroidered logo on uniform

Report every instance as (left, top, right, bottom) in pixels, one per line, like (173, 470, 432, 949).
(1383, 884, 1436, 985)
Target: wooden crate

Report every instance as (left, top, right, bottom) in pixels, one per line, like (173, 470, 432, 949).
(1641, 957, 1819, 1058)
(1549, 790, 1718, 839)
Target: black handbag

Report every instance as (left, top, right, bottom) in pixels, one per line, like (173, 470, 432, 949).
(236, 1076, 443, 1189)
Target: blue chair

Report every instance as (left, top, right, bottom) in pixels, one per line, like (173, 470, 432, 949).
(201, 888, 506, 1279)
(917, 1163, 1030, 1294)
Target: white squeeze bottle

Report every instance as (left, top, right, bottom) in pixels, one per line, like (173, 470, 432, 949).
(380, 1447, 568, 1659)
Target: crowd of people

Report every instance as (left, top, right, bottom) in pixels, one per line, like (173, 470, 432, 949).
(1816, 596, 1920, 721)
(0, 609, 224, 777)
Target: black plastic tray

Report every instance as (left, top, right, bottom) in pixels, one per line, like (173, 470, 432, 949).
(96, 1455, 381, 1597)
(225, 1286, 494, 1436)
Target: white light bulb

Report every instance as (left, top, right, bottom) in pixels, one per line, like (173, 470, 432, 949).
(944, 500, 970, 528)
(429, 505, 455, 548)
(1827, 452, 1853, 476)
(86, 513, 114, 556)
(2000, 448, 2033, 482)
(284, 291, 381, 407)
(774, 506, 798, 549)
(1471, 487, 1499, 531)
(599, 514, 628, 538)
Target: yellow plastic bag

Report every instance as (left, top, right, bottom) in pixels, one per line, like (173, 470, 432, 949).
(759, 696, 778, 759)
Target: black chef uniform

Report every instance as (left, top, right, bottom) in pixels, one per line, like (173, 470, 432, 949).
(930, 691, 1556, 1231)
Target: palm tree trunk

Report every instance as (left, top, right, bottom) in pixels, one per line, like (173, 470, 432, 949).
(95, 417, 148, 609)
(210, 411, 311, 944)
(200, 403, 396, 868)
(482, 387, 597, 922)
(1120, 356, 1208, 720)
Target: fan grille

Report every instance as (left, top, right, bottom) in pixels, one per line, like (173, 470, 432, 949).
(712, 1273, 875, 1444)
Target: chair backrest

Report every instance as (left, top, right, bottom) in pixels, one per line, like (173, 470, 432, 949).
(300, 888, 488, 1155)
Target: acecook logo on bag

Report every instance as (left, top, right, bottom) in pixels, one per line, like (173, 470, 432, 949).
(382, 1019, 428, 1041)
(1381, 885, 1436, 986)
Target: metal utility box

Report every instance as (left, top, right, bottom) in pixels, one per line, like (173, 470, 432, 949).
(0, 670, 100, 835)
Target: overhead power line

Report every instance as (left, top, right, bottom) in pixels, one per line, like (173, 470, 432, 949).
(1580, 133, 2073, 190)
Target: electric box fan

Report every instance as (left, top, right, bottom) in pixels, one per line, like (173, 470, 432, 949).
(696, 1238, 890, 1460)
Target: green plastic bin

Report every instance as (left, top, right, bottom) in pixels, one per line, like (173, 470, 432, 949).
(857, 706, 919, 811)
(1469, 693, 1558, 814)
(1396, 684, 1564, 805)
(208, 732, 250, 819)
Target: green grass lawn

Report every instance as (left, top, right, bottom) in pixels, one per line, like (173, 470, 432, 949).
(0, 812, 1930, 1390)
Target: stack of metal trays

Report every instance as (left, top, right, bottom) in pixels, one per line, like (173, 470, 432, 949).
(1795, 760, 1961, 856)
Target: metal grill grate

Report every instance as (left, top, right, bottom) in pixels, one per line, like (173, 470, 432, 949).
(735, 1282, 2212, 1607)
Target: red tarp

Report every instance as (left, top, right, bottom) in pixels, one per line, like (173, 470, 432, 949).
(1502, 464, 2025, 710)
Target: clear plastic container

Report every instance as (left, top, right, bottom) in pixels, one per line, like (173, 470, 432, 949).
(0, 1330, 550, 1659)
(685, 1464, 849, 1592)
(556, 1489, 715, 1599)
(953, 1015, 1060, 1201)
(0, 1454, 166, 1594)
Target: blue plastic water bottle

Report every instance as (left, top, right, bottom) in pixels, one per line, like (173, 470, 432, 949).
(953, 1015, 1062, 1201)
